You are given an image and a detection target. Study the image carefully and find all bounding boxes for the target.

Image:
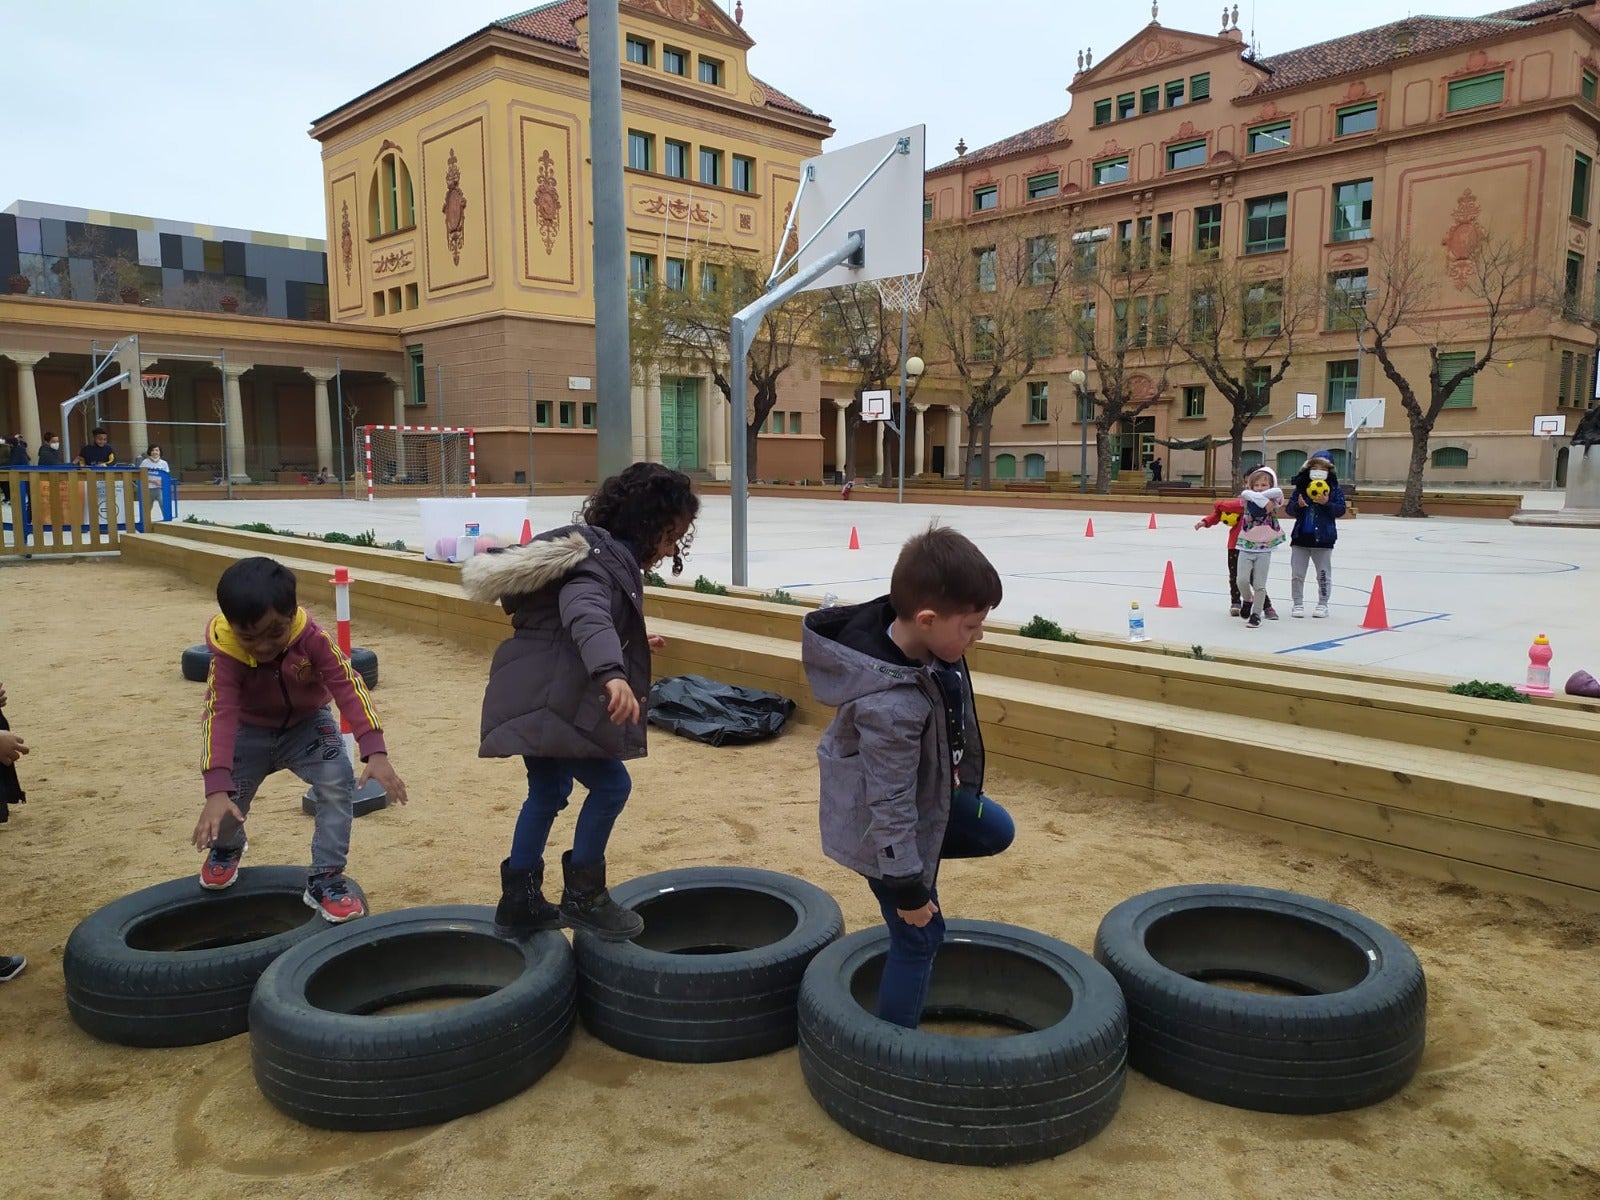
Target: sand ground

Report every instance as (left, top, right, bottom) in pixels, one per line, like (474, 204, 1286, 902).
(0, 558, 1596, 1200)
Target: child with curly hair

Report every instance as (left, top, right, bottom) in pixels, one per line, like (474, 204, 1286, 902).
(462, 462, 699, 941)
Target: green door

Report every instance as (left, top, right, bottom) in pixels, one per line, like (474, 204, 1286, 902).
(659, 377, 700, 470)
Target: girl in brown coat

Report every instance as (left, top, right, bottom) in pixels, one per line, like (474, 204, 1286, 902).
(462, 464, 698, 940)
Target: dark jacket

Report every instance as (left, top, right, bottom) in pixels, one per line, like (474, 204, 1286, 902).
(35, 443, 62, 466)
(464, 525, 650, 761)
(6, 440, 29, 467)
(1285, 468, 1347, 547)
(802, 597, 985, 906)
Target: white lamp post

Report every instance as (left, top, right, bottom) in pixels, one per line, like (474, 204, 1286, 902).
(897, 354, 925, 503)
(1069, 367, 1088, 493)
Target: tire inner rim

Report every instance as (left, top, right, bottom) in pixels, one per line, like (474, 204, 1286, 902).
(849, 940, 1076, 1032)
(126, 894, 311, 952)
(1144, 906, 1373, 996)
(304, 931, 525, 1014)
(630, 887, 800, 955)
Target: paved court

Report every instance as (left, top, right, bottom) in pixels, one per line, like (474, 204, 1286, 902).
(176, 491, 1598, 688)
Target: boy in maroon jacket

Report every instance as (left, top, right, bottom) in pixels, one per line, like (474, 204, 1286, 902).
(191, 557, 407, 921)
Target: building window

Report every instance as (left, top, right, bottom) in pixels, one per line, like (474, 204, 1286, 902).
(408, 345, 425, 405)
(1242, 280, 1284, 337)
(1245, 193, 1288, 254)
(790, 412, 802, 433)
(1027, 235, 1057, 285)
(625, 36, 652, 66)
(1151, 293, 1170, 344)
(700, 263, 721, 296)
(1130, 295, 1150, 347)
(973, 185, 998, 212)
(628, 252, 655, 293)
(1328, 269, 1369, 329)
(1336, 102, 1379, 136)
(972, 316, 996, 361)
(700, 147, 723, 186)
(1157, 212, 1174, 262)
(1093, 156, 1129, 186)
(1326, 360, 1357, 414)
(405, 282, 419, 309)
(1027, 381, 1049, 423)
(1247, 365, 1272, 414)
(1195, 204, 1222, 254)
(1027, 172, 1059, 200)
(1447, 71, 1504, 112)
(1182, 385, 1205, 418)
(1117, 92, 1136, 119)
(1141, 86, 1160, 114)
(1077, 387, 1095, 422)
(627, 130, 653, 172)
(1578, 354, 1593, 406)
(1585, 70, 1598, 103)
(663, 139, 688, 179)
(1165, 79, 1185, 107)
(1247, 121, 1291, 154)
(1566, 251, 1584, 314)
(1191, 292, 1215, 340)
(369, 152, 416, 235)
(1432, 446, 1469, 469)
(1560, 349, 1574, 406)
(535, 401, 552, 426)
(974, 246, 997, 292)
(1113, 298, 1129, 350)
(1166, 139, 1207, 171)
(698, 57, 723, 86)
(1593, 264, 1600, 320)
(732, 155, 755, 193)
(1074, 301, 1096, 352)
(1026, 309, 1056, 355)
(662, 46, 687, 76)
(1190, 72, 1210, 101)
(582, 402, 597, 428)
(1574, 153, 1591, 219)
(1094, 98, 1112, 125)
(1332, 179, 1373, 242)
(388, 285, 402, 314)
(1438, 351, 1476, 407)
(923, 196, 933, 220)
(559, 401, 576, 427)
(665, 257, 687, 291)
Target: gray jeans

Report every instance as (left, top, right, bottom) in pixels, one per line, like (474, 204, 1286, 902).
(212, 709, 355, 877)
(1235, 551, 1274, 617)
(1290, 546, 1334, 606)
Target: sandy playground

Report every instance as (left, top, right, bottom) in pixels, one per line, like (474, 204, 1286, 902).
(0, 557, 1596, 1200)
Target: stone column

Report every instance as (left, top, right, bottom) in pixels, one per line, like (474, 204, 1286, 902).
(645, 369, 663, 463)
(223, 362, 252, 482)
(119, 351, 149, 457)
(306, 368, 336, 475)
(389, 376, 407, 427)
(874, 419, 886, 478)
(630, 374, 648, 463)
(912, 403, 928, 477)
(6, 352, 46, 451)
(945, 405, 962, 478)
(708, 378, 729, 480)
(833, 397, 851, 477)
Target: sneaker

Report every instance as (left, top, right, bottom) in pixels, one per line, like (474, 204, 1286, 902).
(1247, 614, 1262, 629)
(304, 873, 366, 923)
(1264, 608, 1279, 621)
(1313, 604, 1330, 618)
(200, 841, 247, 890)
(1291, 604, 1305, 618)
(1229, 604, 1241, 617)
(0, 955, 25, 982)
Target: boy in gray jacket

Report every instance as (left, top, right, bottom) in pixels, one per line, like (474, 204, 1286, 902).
(801, 526, 1014, 1028)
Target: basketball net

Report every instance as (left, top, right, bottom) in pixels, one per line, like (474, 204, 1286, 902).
(140, 373, 171, 400)
(872, 249, 931, 313)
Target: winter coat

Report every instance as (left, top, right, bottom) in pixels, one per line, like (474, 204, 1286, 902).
(1285, 468, 1347, 547)
(6, 440, 29, 467)
(35, 444, 62, 466)
(200, 607, 385, 796)
(802, 597, 985, 896)
(463, 525, 650, 762)
(1198, 498, 1247, 550)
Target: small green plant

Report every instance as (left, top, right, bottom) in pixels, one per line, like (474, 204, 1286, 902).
(180, 515, 215, 525)
(320, 529, 379, 547)
(761, 588, 801, 605)
(1448, 680, 1532, 703)
(643, 569, 666, 587)
(1190, 645, 1212, 661)
(693, 575, 728, 596)
(235, 521, 279, 535)
(385, 539, 409, 552)
(1018, 616, 1080, 643)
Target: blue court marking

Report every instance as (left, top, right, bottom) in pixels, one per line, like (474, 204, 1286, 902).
(1274, 612, 1451, 653)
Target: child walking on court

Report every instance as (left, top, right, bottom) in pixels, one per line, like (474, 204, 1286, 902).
(801, 526, 1016, 1029)
(463, 462, 699, 942)
(1194, 499, 1278, 620)
(1235, 467, 1286, 629)
(1284, 450, 1347, 618)
(193, 557, 407, 922)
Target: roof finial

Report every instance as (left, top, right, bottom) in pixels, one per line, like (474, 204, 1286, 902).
(956, 138, 968, 157)
(1152, 1, 1159, 20)
(1232, 4, 1240, 28)
(1085, 46, 1093, 68)
(1076, 49, 1084, 72)
(1221, 5, 1230, 28)
(734, 0, 743, 26)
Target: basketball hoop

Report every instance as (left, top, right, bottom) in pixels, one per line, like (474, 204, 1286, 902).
(872, 249, 932, 313)
(140, 373, 171, 400)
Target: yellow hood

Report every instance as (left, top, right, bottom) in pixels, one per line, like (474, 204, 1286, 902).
(207, 606, 308, 666)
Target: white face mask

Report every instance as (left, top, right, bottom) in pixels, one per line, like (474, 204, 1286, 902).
(1309, 469, 1329, 481)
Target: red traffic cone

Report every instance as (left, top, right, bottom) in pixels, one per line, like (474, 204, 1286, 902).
(848, 525, 860, 550)
(519, 518, 533, 545)
(1084, 518, 1095, 538)
(1157, 560, 1181, 608)
(1360, 575, 1390, 630)
(1148, 512, 1158, 530)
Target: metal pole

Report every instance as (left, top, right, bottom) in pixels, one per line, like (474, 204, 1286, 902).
(334, 357, 347, 500)
(589, 0, 633, 477)
(220, 346, 233, 500)
(527, 370, 536, 495)
(896, 304, 908, 504)
(435, 363, 444, 427)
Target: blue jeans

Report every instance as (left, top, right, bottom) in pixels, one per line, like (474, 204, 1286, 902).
(509, 756, 633, 872)
(868, 791, 1014, 1028)
(214, 710, 354, 878)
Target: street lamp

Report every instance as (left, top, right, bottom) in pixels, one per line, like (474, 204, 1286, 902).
(897, 354, 925, 503)
(1068, 226, 1111, 493)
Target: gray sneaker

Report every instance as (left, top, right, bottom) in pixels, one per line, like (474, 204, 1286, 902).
(0, 955, 26, 982)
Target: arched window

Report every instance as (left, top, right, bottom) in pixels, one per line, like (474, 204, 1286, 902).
(1240, 450, 1264, 473)
(1323, 448, 1351, 476)
(1024, 453, 1047, 479)
(1431, 446, 1469, 469)
(1276, 449, 1306, 478)
(368, 151, 416, 236)
(995, 453, 1017, 479)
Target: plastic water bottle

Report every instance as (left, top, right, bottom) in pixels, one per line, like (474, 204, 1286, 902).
(455, 534, 477, 561)
(1128, 600, 1147, 642)
(821, 592, 840, 609)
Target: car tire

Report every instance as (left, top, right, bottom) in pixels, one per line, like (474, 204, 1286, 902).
(181, 644, 377, 690)
(63, 866, 360, 1047)
(249, 905, 575, 1131)
(798, 919, 1128, 1165)
(1093, 883, 1427, 1114)
(573, 866, 844, 1062)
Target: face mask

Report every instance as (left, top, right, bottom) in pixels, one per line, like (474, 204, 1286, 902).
(1310, 470, 1329, 481)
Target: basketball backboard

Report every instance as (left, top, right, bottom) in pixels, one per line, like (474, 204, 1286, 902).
(1346, 398, 1386, 430)
(1533, 414, 1567, 436)
(1295, 392, 1318, 420)
(795, 124, 926, 293)
(860, 389, 892, 422)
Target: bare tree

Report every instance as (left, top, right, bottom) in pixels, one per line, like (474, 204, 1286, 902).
(1352, 235, 1534, 516)
(921, 220, 1079, 489)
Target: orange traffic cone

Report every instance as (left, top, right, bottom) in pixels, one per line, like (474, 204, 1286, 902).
(1148, 512, 1158, 530)
(1084, 518, 1095, 538)
(1157, 560, 1181, 608)
(848, 526, 860, 550)
(519, 518, 533, 545)
(1360, 576, 1390, 630)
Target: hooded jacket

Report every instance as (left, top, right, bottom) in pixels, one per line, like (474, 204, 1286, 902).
(463, 524, 650, 761)
(802, 597, 985, 906)
(200, 607, 384, 796)
(1238, 466, 1285, 552)
(1285, 462, 1347, 547)
(35, 442, 63, 466)
(1197, 498, 1247, 550)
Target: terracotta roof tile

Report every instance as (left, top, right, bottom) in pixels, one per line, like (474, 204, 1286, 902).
(932, 114, 1067, 172)
(1254, 15, 1532, 93)
(1482, 0, 1590, 19)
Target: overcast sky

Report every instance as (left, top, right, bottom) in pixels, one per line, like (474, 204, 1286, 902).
(5, 0, 1499, 240)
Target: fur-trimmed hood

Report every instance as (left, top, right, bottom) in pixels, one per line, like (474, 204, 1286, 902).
(461, 528, 593, 605)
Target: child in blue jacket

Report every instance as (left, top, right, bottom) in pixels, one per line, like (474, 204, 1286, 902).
(1284, 451, 1348, 618)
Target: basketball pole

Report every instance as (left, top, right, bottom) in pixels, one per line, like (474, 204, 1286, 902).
(589, 0, 632, 478)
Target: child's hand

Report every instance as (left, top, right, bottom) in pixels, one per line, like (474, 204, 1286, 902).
(0, 730, 26, 766)
(1193, 519, 1206, 530)
(647, 633, 666, 651)
(897, 900, 940, 928)
(192, 792, 245, 849)
(0, 682, 8, 708)
(604, 678, 640, 726)
(361, 753, 408, 805)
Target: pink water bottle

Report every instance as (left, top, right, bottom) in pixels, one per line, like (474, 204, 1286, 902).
(1515, 634, 1554, 697)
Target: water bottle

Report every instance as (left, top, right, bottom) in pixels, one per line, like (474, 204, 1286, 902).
(1128, 600, 1147, 642)
(821, 592, 840, 609)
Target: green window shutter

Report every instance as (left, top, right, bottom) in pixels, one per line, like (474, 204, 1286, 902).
(1447, 73, 1504, 112)
(1190, 73, 1210, 101)
(1431, 447, 1469, 468)
(1438, 352, 1476, 407)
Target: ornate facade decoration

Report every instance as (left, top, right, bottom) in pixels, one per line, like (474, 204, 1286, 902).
(1441, 189, 1486, 289)
(640, 194, 715, 224)
(1341, 81, 1375, 103)
(339, 202, 353, 284)
(442, 149, 468, 266)
(1118, 37, 1186, 72)
(372, 247, 414, 276)
(1445, 49, 1512, 81)
(379, 138, 403, 154)
(1253, 101, 1287, 122)
(535, 149, 562, 255)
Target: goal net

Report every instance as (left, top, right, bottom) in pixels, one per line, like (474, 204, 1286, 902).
(362, 425, 477, 500)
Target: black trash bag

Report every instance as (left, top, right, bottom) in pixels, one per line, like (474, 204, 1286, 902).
(647, 675, 796, 747)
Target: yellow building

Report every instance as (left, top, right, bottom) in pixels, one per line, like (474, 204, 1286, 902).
(310, 0, 833, 484)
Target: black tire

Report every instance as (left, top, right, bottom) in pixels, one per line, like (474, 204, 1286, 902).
(798, 920, 1127, 1166)
(249, 905, 575, 1131)
(63, 867, 361, 1047)
(573, 866, 843, 1062)
(300, 777, 389, 819)
(182, 645, 376, 689)
(1093, 884, 1427, 1114)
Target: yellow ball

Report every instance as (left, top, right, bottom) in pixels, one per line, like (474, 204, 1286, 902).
(1220, 510, 1239, 526)
(1306, 479, 1331, 503)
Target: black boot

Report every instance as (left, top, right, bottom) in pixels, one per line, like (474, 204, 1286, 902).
(494, 858, 563, 937)
(559, 851, 643, 942)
